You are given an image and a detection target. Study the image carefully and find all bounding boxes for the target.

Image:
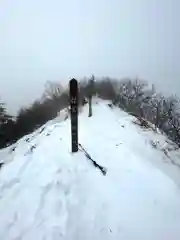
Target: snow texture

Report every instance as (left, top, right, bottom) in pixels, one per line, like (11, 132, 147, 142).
(0, 100, 180, 239)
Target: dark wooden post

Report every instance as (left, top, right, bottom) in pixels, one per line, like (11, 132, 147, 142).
(87, 75, 95, 117)
(69, 78, 78, 152)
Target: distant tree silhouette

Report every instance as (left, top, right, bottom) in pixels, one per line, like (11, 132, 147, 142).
(1, 77, 180, 150)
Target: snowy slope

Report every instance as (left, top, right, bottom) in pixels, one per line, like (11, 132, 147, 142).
(0, 100, 180, 239)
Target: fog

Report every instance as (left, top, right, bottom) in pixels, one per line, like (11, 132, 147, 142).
(0, 0, 179, 115)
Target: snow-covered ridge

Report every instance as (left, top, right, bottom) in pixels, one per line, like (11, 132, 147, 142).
(0, 100, 180, 240)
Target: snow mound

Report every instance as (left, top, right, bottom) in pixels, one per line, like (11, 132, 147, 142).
(0, 100, 180, 240)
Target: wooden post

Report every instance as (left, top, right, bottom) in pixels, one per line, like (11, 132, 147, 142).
(87, 75, 95, 117)
(69, 78, 78, 153)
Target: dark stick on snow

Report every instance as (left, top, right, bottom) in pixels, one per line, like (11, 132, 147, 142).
(24, 144, 37, 156)
(78, 143, 107, 175)
(39, 127, 46, 134)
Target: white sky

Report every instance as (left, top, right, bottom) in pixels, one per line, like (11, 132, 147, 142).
(0, 0, 179, 114)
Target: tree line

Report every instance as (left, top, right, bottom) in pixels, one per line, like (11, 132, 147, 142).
(0, 76, 180, 149)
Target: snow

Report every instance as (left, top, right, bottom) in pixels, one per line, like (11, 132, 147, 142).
(0, 100, 180, 239)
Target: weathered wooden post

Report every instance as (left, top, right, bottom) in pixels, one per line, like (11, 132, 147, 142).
(87, 75, 95, 117)
(69, 78, 78, 153)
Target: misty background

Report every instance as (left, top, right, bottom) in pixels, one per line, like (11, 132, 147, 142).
(0, 0, 179, 115)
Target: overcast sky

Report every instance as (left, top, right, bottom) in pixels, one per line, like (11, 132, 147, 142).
(0, 0, 179, 115)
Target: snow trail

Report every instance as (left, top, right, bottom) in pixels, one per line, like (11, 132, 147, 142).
(0, 101, 180, 239)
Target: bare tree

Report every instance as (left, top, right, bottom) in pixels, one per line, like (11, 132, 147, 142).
(116, 78, 148, 117)
(147, 93, 165, 128)
(42, 81, 63, 100)
(162, 96, 180, 145)
(95, 77, 116, 101)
